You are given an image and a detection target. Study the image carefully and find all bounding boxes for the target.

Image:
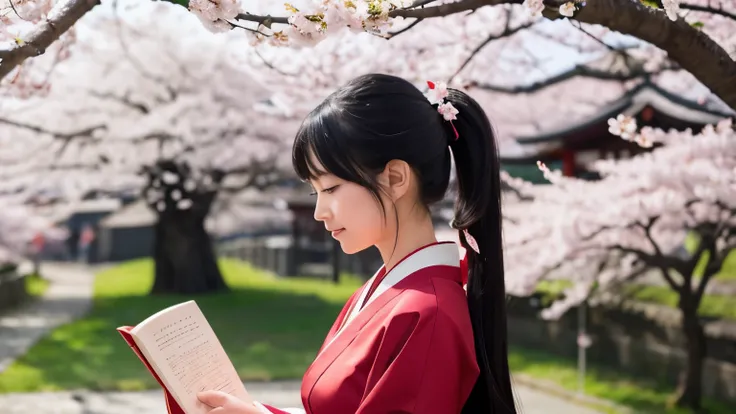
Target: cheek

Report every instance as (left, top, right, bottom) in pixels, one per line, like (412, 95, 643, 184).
(337, 188, 386, 251)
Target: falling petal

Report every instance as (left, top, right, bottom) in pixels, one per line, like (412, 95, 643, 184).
(463, 229, 480, 254)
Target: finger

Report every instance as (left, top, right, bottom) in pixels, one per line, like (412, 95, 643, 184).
(197, 390, 230, 408)
(207, 407, 227, 414)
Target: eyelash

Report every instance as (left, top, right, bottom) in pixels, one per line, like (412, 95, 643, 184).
(309, 185, 339, 196)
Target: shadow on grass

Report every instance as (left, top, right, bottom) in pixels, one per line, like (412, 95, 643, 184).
(0, 286, 345, 393)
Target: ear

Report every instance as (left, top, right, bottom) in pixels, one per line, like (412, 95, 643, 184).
(379, 159, 413, 201)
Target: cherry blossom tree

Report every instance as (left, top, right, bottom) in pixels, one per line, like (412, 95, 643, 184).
(185, 0, 736, 109)
(0, 2, 296, 293)
(502, 117, 736, 409)
(2, 1, 735, 109)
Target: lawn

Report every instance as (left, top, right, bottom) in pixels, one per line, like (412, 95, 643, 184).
(624, 284, 736, 320)
(0, 258, 361, 392)
(537, 280, 736, 321)
(685, 233, 736, 282)
(509, 346, 735, 414)
(1, 258, 733, 414)
(25, 272, 49, 297)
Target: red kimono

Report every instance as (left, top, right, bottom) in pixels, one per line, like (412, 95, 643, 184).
(256, 242, 479, 414)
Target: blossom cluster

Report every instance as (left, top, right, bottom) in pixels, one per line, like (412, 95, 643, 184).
(189, 1, 411, 46)
(284, 0, 412, 47)
(425, 81, 458, 121)
(521, 0, 679, 20)
(503, 116, 735, 319)
(0, 0, 71, 97)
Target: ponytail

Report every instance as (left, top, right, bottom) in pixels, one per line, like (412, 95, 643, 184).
(446, 88, 517, 414)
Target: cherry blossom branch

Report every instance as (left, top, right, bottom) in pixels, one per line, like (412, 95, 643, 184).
(678, 3, 736, 21)
(391, 0, 505, 19)
(219, 157, 287, 192)
(233, 0, 444, 26)
(386, 18, 424, 39)
(111, 3, 180, 102)
(223, 0, 736, 107)
(636, 218, 687, 292)
(0, 116, 105, 160)
(253, 49, 296, 77)
(87, 91, 150, 114)
(568, 20, 618, 51)
(609, 244, 684, 288)
(448, 14, 536, 84)
(233, 13, 289, 27)
(569, 217, 686, 292)
(0, 117, 104, 141)
(693, 239, 719, 303)
(469, 61, 668, 93)
(0, 0, 100, 81)
(693, 219, 736, 300)
(571, 0, 736, 109)
(406, 0, 440, 9)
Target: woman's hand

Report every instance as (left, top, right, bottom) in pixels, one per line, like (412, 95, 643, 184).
(197, 390, 266, 414)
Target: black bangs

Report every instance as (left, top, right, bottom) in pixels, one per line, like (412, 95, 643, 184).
(291, 102, 378, 187)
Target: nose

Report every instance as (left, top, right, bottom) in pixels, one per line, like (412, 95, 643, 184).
(313, 195, 331, 222)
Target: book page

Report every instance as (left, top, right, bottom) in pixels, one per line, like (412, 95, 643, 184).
(131, 301, 252, 414)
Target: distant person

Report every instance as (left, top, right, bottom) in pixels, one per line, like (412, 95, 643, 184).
(78, 224, 95, 263)
(194, 74, 516, 413)
(30, 231, 45, 275)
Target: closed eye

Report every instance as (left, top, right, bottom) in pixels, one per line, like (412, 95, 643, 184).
(323, 185, 339, 194)
(308, 185, 339, 196)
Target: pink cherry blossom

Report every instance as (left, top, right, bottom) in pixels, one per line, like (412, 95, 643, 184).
(188, 0, 240, 33)
(425, 81, 449, 105)
(559, 2, 576, 17)
(437, 101, 459, 121)
(662, 0, 680, 20)
(523, 0, 545, 17)
(607, 114, 638, 140)
(503, 117, 735, 318)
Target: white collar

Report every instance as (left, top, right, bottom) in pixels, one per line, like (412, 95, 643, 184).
(359, 242, 460, 310)
(347, 242, 460, 325)
(320, 242, 460, 358)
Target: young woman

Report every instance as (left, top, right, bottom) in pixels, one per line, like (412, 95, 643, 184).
(198, 73, 517, 413)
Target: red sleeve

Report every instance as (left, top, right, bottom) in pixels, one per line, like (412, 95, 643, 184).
(260, 404, 293, 414)
(356, 306, 479, 413)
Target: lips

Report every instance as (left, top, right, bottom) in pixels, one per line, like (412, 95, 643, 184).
(329, 228, 345, 237)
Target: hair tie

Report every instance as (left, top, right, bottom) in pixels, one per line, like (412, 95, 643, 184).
(425, 81, 460, 140)
(449, 218, 481, 254)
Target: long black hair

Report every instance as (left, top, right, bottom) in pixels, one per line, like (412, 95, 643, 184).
(292, 73, 516, 413)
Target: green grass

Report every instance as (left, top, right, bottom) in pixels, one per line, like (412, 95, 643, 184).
(625, 285, 736, 320)
(25, 273, 49, 297)
(537, 280, 736, 321)
(0, 258, 362, 393)
(685, 234, 736, 282)
(509, 345, 735, 414)
(3, 258, 734, 414)
(536, 274, 736, 321)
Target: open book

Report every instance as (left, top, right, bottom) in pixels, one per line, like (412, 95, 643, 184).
(117, 300, 253, 414)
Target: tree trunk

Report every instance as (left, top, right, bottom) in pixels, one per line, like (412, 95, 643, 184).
(573, 0, 736, 110)
(395, 0, 736, 110)
(675, 294, 706, 411)
(150, 210, 227, 295)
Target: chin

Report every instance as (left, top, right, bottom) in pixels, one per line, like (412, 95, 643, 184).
(338, 239, 372, 255)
